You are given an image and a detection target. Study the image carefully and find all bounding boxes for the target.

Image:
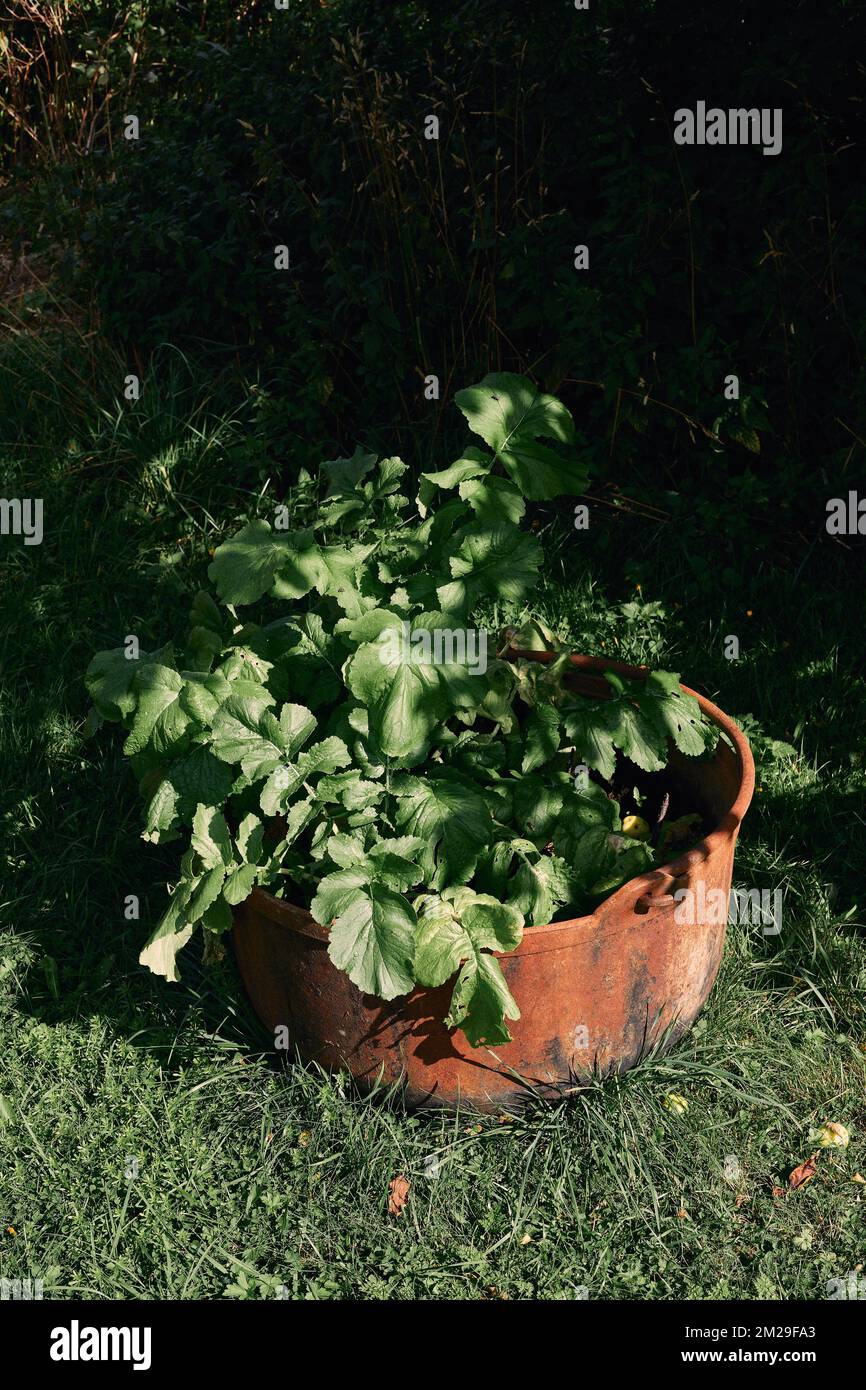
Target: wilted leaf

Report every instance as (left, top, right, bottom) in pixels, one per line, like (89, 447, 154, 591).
(788, 1154, 820, 1189)
(388, 1174, 410, 1216)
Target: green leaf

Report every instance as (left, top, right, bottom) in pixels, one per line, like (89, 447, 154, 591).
(222, 862, 259, 906)
(458, 474, 526, 525)
(562, 701, 618, 781)
(211, 696, 312, 781)
(455, 373, 588, 500)
(191, 804, 234, 869)
(236, 813, 265, 864)
(177, 671, 231, 726)
(190, 589, 223, 632)
(562, 674, 716, 781)
(123, 664, 191, 757)
(275, 614, 343, 709)
(437, 524, 541, 614)
(283, 795, 319, 845)
(365, 839, 424, 892)
(211, 703, 284, 779)
(447, 953, 521, 1046)
(511, 777, 565, 841)
(259, 736, 351, 816)
(170, 747, 234, 820)
(184, 866, 227, 924)
(369, 455, 408, 497)
(325, 833, 369, 869)
(209, 519, 314, 606)
(414, 888, 523, 1045)
(186, 625, 223, 673)
(550, 784, 618, 863)
(321, 447, 377, 494)
(555, 823, 615, 892)
(392, 772, 492, 889)
(317, 771, 383, 812)
(142, 778, 180, 840)
(201, 896, 233, 934)
(139, 878, 196, 982)
(604, 696, 668, 772)
(636, 672, 716, 759)
(421, 446, 491, 492)
(310, 542, 376, 601)
(588, 837, 653, 896)
(346, 624, 445, 759)
(312, 870, 416, 1000)
(85, 645, 165, 720)
(278, 703, 319, 757)
(521, 703, 561, 774)
(488, 838, 575, 926)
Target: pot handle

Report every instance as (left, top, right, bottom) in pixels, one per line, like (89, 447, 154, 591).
(634, 862, 691, 915)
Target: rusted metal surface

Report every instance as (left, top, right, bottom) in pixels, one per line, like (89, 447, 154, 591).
(232, 654, 755, 1111)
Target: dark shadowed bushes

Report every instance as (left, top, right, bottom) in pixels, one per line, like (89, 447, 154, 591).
(2, 0, 864, 523)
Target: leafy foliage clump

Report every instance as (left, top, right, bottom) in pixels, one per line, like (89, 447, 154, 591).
(86, 375, 718, 1043)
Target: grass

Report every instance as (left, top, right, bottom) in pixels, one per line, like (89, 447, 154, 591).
(1, 313, 864, 1301)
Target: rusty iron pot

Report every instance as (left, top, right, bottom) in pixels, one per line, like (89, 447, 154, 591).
(232, 653, 754, 1111)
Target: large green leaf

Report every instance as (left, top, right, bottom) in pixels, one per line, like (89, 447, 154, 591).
(603, 696, 669, 772)
(138, 878, 195, 983)
(561, 700, 618, 781)
(211, 697, 315, 781)
(259, 736, 351, 816)
(458, 474, 526, 525)
(85, 644, 171, 720)
(312, 868, 416, 1000)
(420, 446, 491, 493)
(414, 888, 523, 1045)
(191, 804, 234, 870)
(208, 519, 318, 606)
(321, 446, 377, 494)
(521, 702, 561, 774)
(455, 373, 588, 500)
(631, 671, 717, 759)
(123, 664, 191, 757)
(392, 772, 492, 888)
(275, 614, 343, 709)
(185, 865, 228, 923)
(447, 952, 521, 1047)
(345, 619, 445, 759)
(485, 838, 575, 926)
(309, 543, 376, 601)
(437, 524, 541, 613)
(144, 747, 234, 838)
(562, 672, 716, 780)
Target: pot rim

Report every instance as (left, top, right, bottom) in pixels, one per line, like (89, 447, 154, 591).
(246, 651, 755, 952)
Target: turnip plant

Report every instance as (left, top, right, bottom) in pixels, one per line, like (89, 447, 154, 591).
(86, 375, 718, 1043)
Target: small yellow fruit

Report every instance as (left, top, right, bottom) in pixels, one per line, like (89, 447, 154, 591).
(812, 1122, 850, 1149)
(621, 814, 650, 841)
(663, 1092, 689, 1116)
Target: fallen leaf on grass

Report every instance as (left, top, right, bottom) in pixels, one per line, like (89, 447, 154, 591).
(789, 1153, 820, 1190)
(771, 1185, 786, 1199)
(388, 1174, 410, 1216)
(851, 1173, 865, 1185)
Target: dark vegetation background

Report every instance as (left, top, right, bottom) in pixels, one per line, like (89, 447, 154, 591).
(0, 0, 864, 1300)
